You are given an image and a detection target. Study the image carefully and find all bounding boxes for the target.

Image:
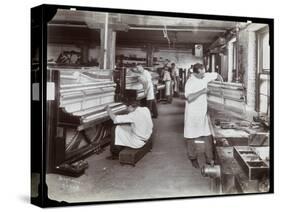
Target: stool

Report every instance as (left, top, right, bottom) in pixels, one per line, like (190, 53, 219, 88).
(119, 138, 152, 166)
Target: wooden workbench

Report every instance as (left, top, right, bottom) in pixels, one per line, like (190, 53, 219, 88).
(208, 102, 269, 147)
(207, 102, 270, 194)
(215, 146, 269, 194)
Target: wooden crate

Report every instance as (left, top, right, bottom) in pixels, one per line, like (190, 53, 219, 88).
(233, 146, 269, 180)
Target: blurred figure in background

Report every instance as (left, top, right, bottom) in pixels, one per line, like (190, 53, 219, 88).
(171, 63, 180, 97)
(162, 65, 173, 103)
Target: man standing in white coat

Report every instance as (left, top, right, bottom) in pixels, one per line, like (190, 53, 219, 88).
(105, 100, 153, 159)
(133, 65, 158, 118)
(184, 63, 221, 168)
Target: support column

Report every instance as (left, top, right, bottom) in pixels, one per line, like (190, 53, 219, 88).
(246, 31, 257, 112)
(100, 27, 116, 69)
(211, 54, 215, 72)
(146, 44, 154, 67)
(227, 42, 233, 82)
(81, 44, 89, 65)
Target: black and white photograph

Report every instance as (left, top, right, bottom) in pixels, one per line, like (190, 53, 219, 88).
(30, 4, 273, 207)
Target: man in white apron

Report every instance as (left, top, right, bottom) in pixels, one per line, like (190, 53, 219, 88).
(133, 65, 158, 118)
(184, 63, 219, 168)
(162, 66, 173, 103)
(105, 101, 153, 159)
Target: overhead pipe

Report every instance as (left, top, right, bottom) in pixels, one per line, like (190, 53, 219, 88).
(129, 26, 226, 32)
(208, 22, 251, 52)
(208, 37, 226, 51)
(48, 23, 88, 28)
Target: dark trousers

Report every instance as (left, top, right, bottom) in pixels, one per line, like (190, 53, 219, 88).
(147, 99, 158, 118)
(110, 126, 124, 157)
(141, 98, 158, 118)
(185, 135, 214, 163)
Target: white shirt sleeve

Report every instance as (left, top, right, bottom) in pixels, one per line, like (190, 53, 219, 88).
(114, 114, 133, 124)
(203, 73, 218, 83)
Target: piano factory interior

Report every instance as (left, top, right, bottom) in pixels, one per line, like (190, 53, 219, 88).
(32, 9, 271, 202)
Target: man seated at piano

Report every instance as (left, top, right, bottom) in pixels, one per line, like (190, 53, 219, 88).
(105, 99, 153, 160)
(131, 64, 158, 118)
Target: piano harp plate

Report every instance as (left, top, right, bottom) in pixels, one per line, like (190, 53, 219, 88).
(60, 92, 115, 109)
(60, 80, 114, 88)
(60, 80, 118, 114)
(60, 83, 116, 94)
(59, 102, 127, 131)
(73, 102, 123, 116)
(82, 104, 127, 123)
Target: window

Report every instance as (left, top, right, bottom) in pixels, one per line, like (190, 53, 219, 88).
(232, 41, 237, 77)
(227, 37, 238, 83)
(257, 28, 270, 114)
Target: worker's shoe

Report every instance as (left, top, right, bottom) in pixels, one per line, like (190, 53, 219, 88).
(190, 159, 200, 169)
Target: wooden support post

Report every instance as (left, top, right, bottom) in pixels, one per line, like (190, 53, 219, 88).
(100, 28, 116, 69)
(211, 54, 216, 72)
(235, 25, 240, 83)
(227, 42, 234, 82)
(100, 25, 116, 69)
(146, 44, 154, 67)
(246, 31, 257, 112)
(81, 44, 89, 65)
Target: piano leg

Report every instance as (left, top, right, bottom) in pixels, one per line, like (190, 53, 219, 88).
(53, 123, 113, 177)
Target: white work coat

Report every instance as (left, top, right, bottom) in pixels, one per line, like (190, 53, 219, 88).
(184, 73, 218, 139)
(172, 67, 179, 93)
(114, 107, 153, 148)
(139, 70, 155, 100)
(163, 70, 172, 96)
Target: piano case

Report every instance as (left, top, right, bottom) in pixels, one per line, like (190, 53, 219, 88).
(119, 138, 152, 166)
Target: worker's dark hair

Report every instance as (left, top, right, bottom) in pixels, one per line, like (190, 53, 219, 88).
(192, 63, 204, 74)
(171, 63, 175, 66)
